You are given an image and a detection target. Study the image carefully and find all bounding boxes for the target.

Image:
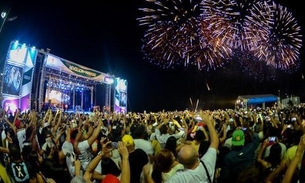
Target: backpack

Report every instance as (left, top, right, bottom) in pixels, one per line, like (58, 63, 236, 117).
(7, 161, 30, 183)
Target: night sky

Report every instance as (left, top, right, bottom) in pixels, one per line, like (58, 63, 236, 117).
(0, 0, 304, 112)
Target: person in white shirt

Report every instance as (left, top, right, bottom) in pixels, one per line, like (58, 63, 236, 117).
(155, 120, 184, 149)
(132, 125, 154, 156)
(165, 112, 219, 183)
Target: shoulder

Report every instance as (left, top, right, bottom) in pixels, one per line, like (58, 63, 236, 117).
(134, 149, 149, 159)
(201, 147, 217, 160)
(135, 148, 147, 154)
(78, 140, 89, 148)
(135, 139, 152, 145)
(165, 170, 189, 183)
(17, 128, 26, 134)
(172, 163, 184, 171)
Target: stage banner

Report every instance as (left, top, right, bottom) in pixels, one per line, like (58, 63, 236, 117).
(114, 78, 128, 114)
(1, 41, 27, 111)
(20, 47, 38, 111)
(45, 54, 110, 82)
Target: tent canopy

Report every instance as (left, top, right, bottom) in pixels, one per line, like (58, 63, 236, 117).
(238, 94, 278, 105)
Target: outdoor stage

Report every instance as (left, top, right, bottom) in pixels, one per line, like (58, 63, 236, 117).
(1, 41, 128, 114)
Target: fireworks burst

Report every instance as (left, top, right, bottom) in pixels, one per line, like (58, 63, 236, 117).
(137, 0, 303, 77)
(191, 14, 234, 70)
(263, 2, 303, 72)
(137, 0, 202, 68)
(137, 0, 202, 31)
(201, 0, 273, 54)
(141, 23, 183, 68)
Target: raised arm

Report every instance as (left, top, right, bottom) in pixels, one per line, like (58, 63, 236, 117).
(201, 111, 219, 150)
(3, 117, 16, 134)
(118, 141, 130, 183)
(83, 138, 112, 182)
(282, 134, 305, 183)
(52, 110, 62, 134)
(87, 118, 103, 146)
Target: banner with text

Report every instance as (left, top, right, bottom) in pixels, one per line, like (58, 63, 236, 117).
(45, 54, 110, 82)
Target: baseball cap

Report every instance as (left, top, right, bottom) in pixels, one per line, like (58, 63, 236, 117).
(101, 174, 120, 183)
(122, 134, 134, 146)
(231, 129, 245, 146)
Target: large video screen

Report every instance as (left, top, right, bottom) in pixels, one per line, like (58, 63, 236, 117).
(2, 64, 22, 96)
(114, 78, 128, 113)
(45, 88, 71, 105)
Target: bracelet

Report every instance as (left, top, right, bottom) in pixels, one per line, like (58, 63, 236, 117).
(98, 151, 103, 157)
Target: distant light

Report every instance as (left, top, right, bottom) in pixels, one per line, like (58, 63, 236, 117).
(22, 43, 26, 48)
(116, 78, 127, 90)
(31, 46, 36, 51)
(104, 76, 114, 84)
(12, 41, 19, 49)
(1, 12, 7, 19)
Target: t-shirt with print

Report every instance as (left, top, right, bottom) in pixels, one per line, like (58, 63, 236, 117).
(78, 140, 94, 170)
(6, 161, 33, 183)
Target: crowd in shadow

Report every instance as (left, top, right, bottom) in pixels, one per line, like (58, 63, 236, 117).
(1, 105, 305, 183)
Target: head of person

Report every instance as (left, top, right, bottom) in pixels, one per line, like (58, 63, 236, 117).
(9, 144, 22, 161)
(152, 149, 176, 183)
(266, 143, 282, 165)
(159, 124, 169, 135)
(164, 136, 178, 158)
(132, 124, 146, 139)
(155, 149, 175, 172)
(198, 140, 210, 158)
(70, 176, 87, 183)
(194, 130, 205, 142)
(232, 129, 245, 148)
(122, 134, 135, 152)
(101, 157, 121, 176)
(177, 144, 198, 169)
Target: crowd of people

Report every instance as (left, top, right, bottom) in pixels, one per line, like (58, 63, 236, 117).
(1, 104, 305, 183)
